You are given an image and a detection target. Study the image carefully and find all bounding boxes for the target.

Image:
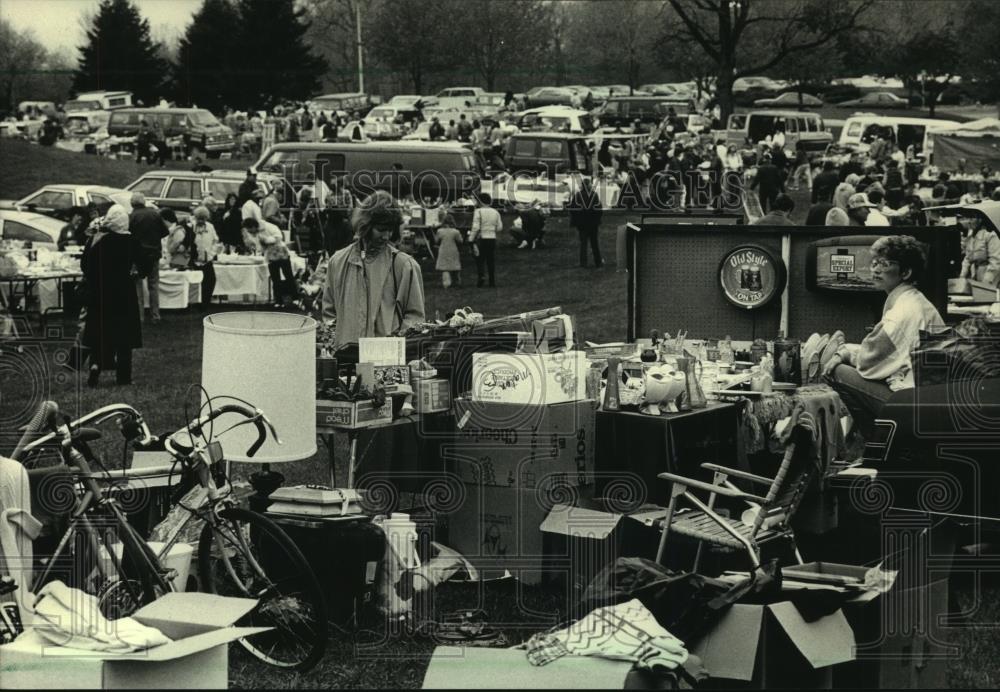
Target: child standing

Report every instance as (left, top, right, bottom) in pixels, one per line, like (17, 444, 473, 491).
(435, 214, 463, 288)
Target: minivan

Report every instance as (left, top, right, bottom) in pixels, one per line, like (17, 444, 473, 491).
(597, 96, 694, 129)
(107, 107, 236, 156)
(837, 114, 961, 157)
(504, 133, 593, 176)
(254, 141, 485, 201)
(725, 110, 832, 153)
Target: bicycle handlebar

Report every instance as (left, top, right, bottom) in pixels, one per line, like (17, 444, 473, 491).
(171, 402, 281, 459)
(12, 402, 156, 460)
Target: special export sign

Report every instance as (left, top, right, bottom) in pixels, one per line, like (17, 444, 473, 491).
(718, 245, 787, 310)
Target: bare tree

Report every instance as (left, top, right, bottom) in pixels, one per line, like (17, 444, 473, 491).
(665, 0, 875, 119)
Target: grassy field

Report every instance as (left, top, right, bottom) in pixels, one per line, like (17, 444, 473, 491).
(3, 139, 1000, 689)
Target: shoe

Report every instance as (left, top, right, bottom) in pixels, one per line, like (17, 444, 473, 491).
(517, 241, 529, 249)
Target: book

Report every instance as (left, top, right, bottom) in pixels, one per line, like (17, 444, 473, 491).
(269, 485, 363, 505)
(266, 500, 362, 517)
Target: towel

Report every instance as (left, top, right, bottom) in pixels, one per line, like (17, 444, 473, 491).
(524, 599, 689, 671)
(30, 580, 170, 652)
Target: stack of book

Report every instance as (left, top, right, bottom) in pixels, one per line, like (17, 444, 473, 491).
(267, 486, 364, 517)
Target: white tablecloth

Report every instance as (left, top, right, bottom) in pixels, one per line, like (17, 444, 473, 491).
(213, 254, 307, 304)
(142, 270, 203, 309)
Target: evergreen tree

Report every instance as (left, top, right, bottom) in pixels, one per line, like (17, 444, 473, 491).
(175, 0, 242, 110)
(234, 0, 327, 110)
(73, 0, 168, 103)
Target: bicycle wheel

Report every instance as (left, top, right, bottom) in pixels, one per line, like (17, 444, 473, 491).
(197, 507, 327, 671)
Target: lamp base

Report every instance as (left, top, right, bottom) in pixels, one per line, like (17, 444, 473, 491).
(249, 465, 285, 498)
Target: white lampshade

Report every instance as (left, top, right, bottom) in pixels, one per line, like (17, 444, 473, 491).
(202, 312, 317, 463)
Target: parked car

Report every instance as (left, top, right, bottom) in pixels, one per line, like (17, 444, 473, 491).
(125, 170, 292, 215)
(525, 87, 578, 108)
(753, 92, 824, 108)
(107, 107, 236, 156)
(254, 141, 485, 201)
(596, 95, 694, 130)
(387, 94, 435, 108)
(63, 111, 111, 136)
(837, 115, 960, 156)
(435, 87, 486, 100)
(835, 92, 910, 109)
(733, 77, 784, 93)
(504, 132, 593, 176)
(0, 210, 65, 250)
(513, 106, 596, 134)
(308, 92, 373, 117)
(365, 105, 423, 132)
(2, 185, 133, 222)
(726, 110, 832, 153)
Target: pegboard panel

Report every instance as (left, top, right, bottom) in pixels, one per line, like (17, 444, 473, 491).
(628, 223, 956, 343)
(631, 230, 782, 341)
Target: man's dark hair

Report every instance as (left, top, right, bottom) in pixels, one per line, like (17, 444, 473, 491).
(241, 217, 259, 230)
(773, 194, 795, 213)
(867, 189, 884, 205)
(823, 160, 835, 171)
(160, 208, 178, 224)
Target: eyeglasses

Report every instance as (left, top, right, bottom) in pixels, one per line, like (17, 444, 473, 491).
(870, 258, 899, 270)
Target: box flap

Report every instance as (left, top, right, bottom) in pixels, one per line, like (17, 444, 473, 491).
(540, 504, 622, 539)
(421, 646, 632, 689)
(768, 602, 855, 668)
(133, 593, 258, 640)
(2, 627, 268, 662)
(690, 603, 764, 681)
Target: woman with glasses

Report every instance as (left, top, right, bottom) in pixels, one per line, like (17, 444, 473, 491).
(321, 191, 425, 350)
(823, 235, 944, 437)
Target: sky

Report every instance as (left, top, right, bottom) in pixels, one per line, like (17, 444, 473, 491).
(1, 0, 203, 57)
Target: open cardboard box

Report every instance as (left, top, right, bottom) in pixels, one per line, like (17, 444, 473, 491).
(0, 592, 267, 690)
(422, 645, 642, 689)
(691, 600, 855, 689)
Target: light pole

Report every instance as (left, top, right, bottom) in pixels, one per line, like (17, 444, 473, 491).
(356, 3, 364, 94)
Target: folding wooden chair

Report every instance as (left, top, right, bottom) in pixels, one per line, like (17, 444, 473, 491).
(654, 407, 820, 576)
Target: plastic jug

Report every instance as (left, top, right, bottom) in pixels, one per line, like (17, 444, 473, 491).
(382, 513, 421, 570)
(676, 356, 708, 410)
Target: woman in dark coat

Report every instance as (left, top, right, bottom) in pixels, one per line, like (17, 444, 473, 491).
(219, 192, 244, 252)
(80, 204, 142, 386)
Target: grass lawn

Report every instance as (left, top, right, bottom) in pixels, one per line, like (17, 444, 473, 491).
(2, 139, 1000, 688)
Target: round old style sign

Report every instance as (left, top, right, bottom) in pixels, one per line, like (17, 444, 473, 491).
(718, 245, 787, 310)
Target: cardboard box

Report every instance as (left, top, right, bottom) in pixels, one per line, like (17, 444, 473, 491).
(539, 504, 663, 595)
(692, 601, 855, 688)
(447, 484, 551, 585)
(356, 362, 410, 389)
(471, 352, 588, 406)
(532, 314, 574, 354)
(0, 593, 266, 690)
(451, 398, 596, 488)
(414, 378, 451, 413)
(317, 397, 393, 430)
(837, 576, 953, 690)
(422, 645, 635, 689)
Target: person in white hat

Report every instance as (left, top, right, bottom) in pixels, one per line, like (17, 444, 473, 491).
(846, 192, 876, 227)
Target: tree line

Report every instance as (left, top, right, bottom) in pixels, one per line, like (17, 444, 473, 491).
(1, 0, 997, 119)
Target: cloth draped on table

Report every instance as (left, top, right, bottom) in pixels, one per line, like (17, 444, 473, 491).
(736, 385, 847, 479)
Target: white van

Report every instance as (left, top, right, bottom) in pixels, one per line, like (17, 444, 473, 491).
(838, 114, 961, 157)
(726, 110, 832, 153)
(64, 91, 133, 113)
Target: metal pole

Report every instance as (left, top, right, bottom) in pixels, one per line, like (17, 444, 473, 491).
(356, 3, 364, 94)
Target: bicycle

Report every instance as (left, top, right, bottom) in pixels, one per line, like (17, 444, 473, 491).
(12, 398, 328, 671)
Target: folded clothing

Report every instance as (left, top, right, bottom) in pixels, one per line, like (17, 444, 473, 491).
(30, 580, 171, 653)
